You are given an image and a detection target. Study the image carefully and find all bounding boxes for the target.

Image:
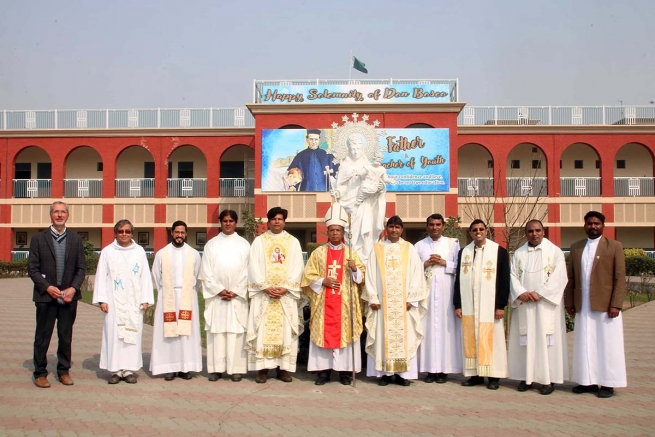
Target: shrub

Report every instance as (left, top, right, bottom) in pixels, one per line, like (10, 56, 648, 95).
(625, 255, 655, 277)
(624, 248, 648, 258)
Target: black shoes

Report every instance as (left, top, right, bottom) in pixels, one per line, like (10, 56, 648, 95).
(231, 373, 242, 382)
(178, 372, 192, 380)
(339, 372, 352, 385)
(517, 380, 532, 392)
(461, 376, 485, 387)
(425, 373, 437, 383)
(394, 375, 410, 386)
(315, 372, 331, 386)
(108, 374, 121, 384)
(597, 386, 615, 398)
(540, 383, 555, 395)
(487, 377, 500, 390)
(379, 375, 392, 386)
(572, 384, 599, 394)
(435, 373, 447, 384)
(208, 372, 221, 382)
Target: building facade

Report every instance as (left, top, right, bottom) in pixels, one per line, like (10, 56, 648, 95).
(2, 79, 654, 261)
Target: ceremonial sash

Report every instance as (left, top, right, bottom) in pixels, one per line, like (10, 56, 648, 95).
(515, 238, 558, 339)
(459, 240, 498, 376)
(374, 240, 410, 373)
(107, 244, 141, 345)
(323, 246, 345, 348)
(162, 244, 197, 338)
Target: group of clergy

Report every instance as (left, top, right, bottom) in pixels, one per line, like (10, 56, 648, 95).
(90, 206, 627, 398)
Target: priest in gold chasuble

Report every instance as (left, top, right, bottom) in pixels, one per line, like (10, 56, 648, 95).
(302, 203, 366, 386)
(246, 207, 304, 384)
(363, 216, 428, 387)
(454, 219, 510, 391)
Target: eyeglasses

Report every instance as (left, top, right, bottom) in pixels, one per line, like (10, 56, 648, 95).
(116, 230, 132, 235)
(470, 228, 486, 232)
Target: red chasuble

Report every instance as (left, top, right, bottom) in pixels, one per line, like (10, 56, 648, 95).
(323, 247, 345, 348)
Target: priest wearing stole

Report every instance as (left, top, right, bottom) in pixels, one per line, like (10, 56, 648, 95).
(302, 203, 365, 386)
(200, 210, 250, 382)
(93, 220, 155, 384)
(246, 207, 304, 383)
(150, 221, 202, 381)
(363, 216, 428, 386)
(454, 219, 510, 390)
(508, 220, 569, 395)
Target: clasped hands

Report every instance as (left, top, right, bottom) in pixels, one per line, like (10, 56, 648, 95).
(219, 289, 238, 301)
(265, 287, 288, 299)
(46, 285, 75, 303)
(518, 291, 541, 303)
(427, 254, 447, 267)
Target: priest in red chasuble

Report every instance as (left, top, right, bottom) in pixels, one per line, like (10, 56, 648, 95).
(302, 203, 366, 386)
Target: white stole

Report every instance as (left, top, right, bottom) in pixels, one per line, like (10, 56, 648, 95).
(162, 244, 196, 337)
(107, 243, 141, 345)
(513, 239, 559, 342)
(459, 239, 499, 376)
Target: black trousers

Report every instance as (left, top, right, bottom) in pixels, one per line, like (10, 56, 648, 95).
(33, 299, 78, 378)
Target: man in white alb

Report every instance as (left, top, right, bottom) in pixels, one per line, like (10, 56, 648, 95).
(200, 210, 250, 382)
(93, 220, 154, 384)
(416, 213, 462, 384)
(151, 220, 202, 381)
(508, 220, 568, 395)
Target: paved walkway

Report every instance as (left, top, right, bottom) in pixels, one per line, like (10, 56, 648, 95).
(0, 277, 653, 437)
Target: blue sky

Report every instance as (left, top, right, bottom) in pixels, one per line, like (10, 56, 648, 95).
(1, 0, 653, 109)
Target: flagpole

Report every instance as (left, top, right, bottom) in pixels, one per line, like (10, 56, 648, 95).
(349, 49, 352, 81)
(347, 213, 356, 387)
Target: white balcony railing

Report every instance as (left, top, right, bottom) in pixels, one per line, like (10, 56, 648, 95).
(115, 178, 155, 197)
(560, 177, 601, 197)
(64, 179, 103, 198)
(167, 178, 207, 197)
(11, 251, 29, 261)
(13, 179, 52, 198)
(457, 106, 655, 126)
(457, 178, 494, 197)
(505, 177, 547, 197)
(220, 178, 254, 197)
(614, 177, 655, 197)
(1, 107, 255, 130)
(2, 104, 654, 130)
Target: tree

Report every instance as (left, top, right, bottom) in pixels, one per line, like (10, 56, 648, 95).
(241, 209, 263, 243)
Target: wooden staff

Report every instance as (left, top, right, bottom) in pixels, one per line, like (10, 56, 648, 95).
(347, 213, 357, 387)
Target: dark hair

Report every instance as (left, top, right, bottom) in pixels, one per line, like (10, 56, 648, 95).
(219, 209, 238, 223)
(114, 219, 134, 235)
(386, 215, 404, 228)
(469, 219, 487, 231)
(267, 206, 288, 221)
(306, 129, 321, 137)
(584, 210, 605, 225)
(426, 213, 445, 225)
(171, 220, 187, 231)
(525, 219, 544, 231)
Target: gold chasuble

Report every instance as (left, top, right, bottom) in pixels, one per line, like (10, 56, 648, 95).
(364, 239, 428, 373)
(246, 230, 304, 370)
(301, 244, 365, 349)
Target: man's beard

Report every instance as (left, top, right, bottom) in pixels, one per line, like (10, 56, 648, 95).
(173, 238, 185, 248)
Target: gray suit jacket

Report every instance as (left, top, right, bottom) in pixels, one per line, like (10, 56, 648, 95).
(27, 229, 86, 303)
(564, 236, 626, 312)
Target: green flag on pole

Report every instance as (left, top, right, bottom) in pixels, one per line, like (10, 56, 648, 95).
(352, 56, 368, 74)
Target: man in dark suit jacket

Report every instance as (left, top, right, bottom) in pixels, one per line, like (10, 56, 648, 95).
(27, 201, 86, 388)
(565, 210, 627, 398)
